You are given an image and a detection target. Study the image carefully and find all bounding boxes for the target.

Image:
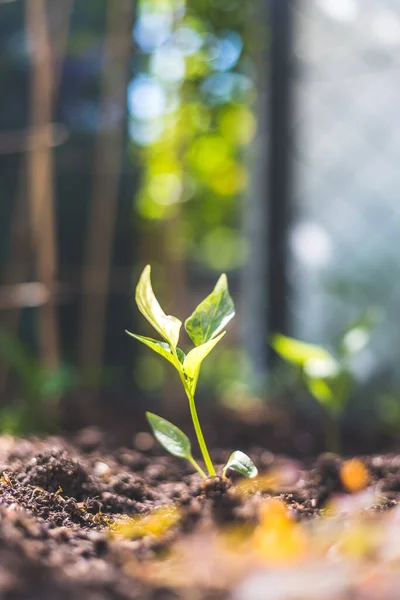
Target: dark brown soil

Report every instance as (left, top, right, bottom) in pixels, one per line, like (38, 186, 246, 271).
(0, 430, 398, 599)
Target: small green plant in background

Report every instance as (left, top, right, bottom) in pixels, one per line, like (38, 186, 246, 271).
(271, 310, 380, 453)
(127, 265, 258, 480)
(0, 331, 76, 434)
(0, 331, 112, 435)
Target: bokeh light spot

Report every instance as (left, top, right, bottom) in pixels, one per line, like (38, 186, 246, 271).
(219, 105, 256, 145)
(210, 161, 247, 196)
(201, 227, 247, 271)
(128, 76, 166, 121)
(290, 221, 333, 268)
(188, 135, 231, 174)
(148, 173, 182, 205)
(173, 26, 203, 55)
(134, 11, 172, 53)
(151, 47, 186, 83)
(209, 31, 243, 72)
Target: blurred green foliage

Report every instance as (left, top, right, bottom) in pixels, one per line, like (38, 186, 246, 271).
(129, 0, 257, 270)
(0, 331, 113, 435)
(129, 0, 261, 397)
(271, 309, 381, 451)
(0, 331, 73, 434)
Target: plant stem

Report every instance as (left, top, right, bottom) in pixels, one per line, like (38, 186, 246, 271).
(172, 349, 216, 477)
(326, 413, 341, 454)
(187, 456, 207, 479)
(185, 386, 216, 477)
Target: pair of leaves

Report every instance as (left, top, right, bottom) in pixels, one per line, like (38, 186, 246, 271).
(272, 311, 378, 374)
(147, 412, 258, 479)
(271, 333, 346, 414)
(128, 265, 235, 388)
(272, 328, 380, 415)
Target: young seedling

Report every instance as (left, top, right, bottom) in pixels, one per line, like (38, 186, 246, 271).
(127, 265, 258, 480)
(271, 310, 379, 452)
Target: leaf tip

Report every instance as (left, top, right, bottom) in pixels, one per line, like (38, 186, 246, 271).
(146, 411, 157, 428)
(136, 264, 152, 293)
(216, 273, 230, 294)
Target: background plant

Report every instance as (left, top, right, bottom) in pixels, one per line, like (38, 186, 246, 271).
(0, 330, 110, 435)
(271, 310, 380, 452)
(0, 331, 75, 434)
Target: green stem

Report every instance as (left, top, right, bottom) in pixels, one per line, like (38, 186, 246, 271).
(172, 349, 216, 477)
(326, 412, 341, 454)
(185, 386, 216, 477)
(187, 456, 207, 479)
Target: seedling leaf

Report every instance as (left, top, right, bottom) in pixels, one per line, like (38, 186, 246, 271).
(146, 412, 192, 459)
(306, 370, 352, 415)
(135, 265, 181, 348)
(183, 331, 225, 380)
(223, 451, 258, 478)
(303, 356, 339, 379)
(125, 332, 183, 369)
(176, 347, 186, 364)
(306, 378, 336, 410)
(338, 309, 381, 359)
(185, 274, 234, 346)
(271, 334, 333, 366)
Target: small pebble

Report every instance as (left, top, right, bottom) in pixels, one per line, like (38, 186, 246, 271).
(94, 462, 111, 478)
(134, 432, 154, 452)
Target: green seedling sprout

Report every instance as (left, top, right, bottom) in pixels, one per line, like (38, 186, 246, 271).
(271, 310, 379, 453)
(127, 265, 258, 480)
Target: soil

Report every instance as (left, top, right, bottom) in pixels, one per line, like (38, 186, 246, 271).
(0, 429, 399, 599)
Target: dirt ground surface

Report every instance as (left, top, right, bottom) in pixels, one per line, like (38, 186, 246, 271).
(0, 428, 400, 599)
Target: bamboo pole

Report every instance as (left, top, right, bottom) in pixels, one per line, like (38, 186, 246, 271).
(78, 0, 135, 375)
(24, 0, 59, 368)
(0, 0, 74, 397)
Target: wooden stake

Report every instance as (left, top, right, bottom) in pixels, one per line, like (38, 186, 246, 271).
(0, 1, 74, 395)
(25, 0, 59, 368)
(78, 0, 135, 373)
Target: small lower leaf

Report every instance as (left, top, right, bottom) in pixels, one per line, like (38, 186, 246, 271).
(146, 412, 192, 460)
(223, 450, 258, 478)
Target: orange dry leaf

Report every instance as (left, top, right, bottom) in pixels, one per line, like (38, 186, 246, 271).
(259, 498, 291, 529)
(235, 473, 278, 497)
(234, 464, 300, 498)
(252, 499, 307, 565)
(110, 505, 181, 540)
(340, 459, 369, 493)
(1, 472, 11, 486)
(336, 522, 380, 559)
